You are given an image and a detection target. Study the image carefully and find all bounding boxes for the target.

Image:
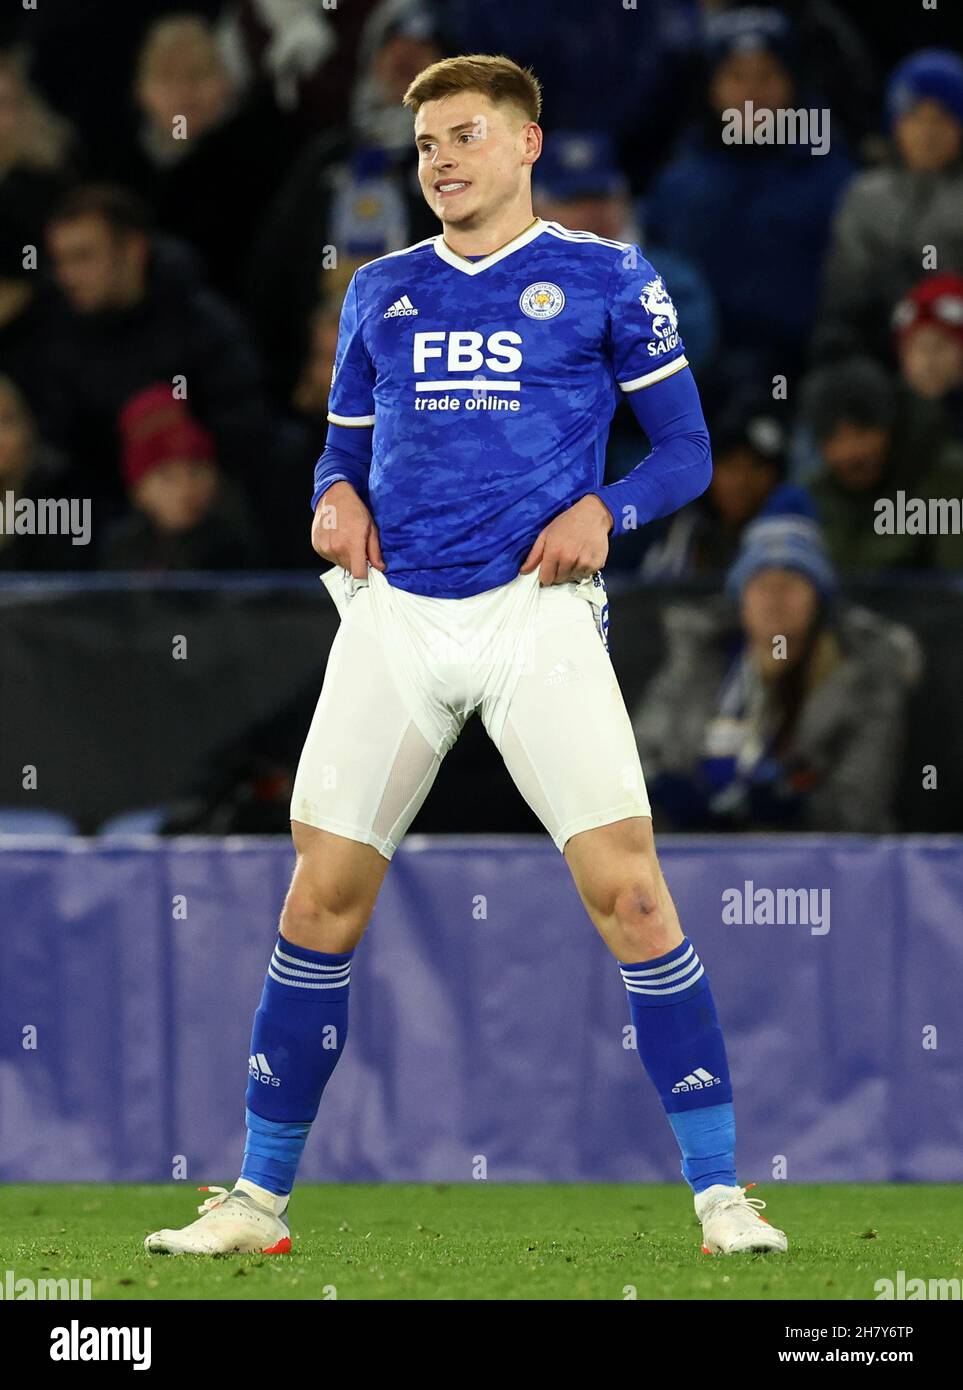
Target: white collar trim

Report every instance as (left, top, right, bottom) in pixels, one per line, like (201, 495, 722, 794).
(432, 218, 547, 275)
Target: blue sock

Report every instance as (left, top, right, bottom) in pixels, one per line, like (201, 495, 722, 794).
(242, 935, 352, 1196)
(620, 938, 737, 1194)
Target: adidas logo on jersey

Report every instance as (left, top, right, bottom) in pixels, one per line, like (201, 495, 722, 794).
(671, 1066, 720, 1093)
(384, 295, 418, 318)
(249, 1052, 280, 1086)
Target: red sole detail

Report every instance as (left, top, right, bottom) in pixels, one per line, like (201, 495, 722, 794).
(261, 1237, 292, 1254)
(701, 1245, 711, 1255)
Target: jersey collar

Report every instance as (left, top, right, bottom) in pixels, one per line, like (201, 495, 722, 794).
(432, 217, 547, 276)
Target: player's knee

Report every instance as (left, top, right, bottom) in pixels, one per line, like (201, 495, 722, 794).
(610, 873, 671, 961)
(279, 870, 368, 951)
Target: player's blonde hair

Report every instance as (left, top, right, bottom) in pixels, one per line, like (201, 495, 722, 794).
(402, 54, 542, 123)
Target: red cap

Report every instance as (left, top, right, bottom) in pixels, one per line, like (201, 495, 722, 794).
(892, 273, 963, 350)
(118, 384, 216, 487)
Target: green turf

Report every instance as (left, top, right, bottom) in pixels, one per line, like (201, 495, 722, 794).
(2, 1184, 960, 1301)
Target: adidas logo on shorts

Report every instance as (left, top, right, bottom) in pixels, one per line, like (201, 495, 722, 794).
(546, 658, 581, 687)
(384, 295, 418, 318)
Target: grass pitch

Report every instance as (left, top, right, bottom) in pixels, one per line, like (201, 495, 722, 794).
(2, 1183, 960, 1301)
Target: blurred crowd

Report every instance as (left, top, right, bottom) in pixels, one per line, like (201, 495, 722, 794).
(0, 0, 961, 580)
(0, 0, 961, 833)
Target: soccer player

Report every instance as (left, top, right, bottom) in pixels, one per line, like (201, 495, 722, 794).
(146, 54, 787, 1258)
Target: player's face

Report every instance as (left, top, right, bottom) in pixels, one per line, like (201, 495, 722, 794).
(414, 94, 538, 229)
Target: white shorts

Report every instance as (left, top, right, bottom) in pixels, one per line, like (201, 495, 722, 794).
(290, 564, 650, 858)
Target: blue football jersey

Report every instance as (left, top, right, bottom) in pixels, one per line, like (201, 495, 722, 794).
(322, 217, 689, 598)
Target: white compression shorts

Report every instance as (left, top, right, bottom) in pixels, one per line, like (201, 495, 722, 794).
(290, 564, 651, 858)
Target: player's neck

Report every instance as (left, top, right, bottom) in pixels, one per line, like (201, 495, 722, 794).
(440, 202, 538, 260)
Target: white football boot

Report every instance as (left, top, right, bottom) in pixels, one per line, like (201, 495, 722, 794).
(695, 1182, 788, 1255)
(145, 1180, 292, 1255)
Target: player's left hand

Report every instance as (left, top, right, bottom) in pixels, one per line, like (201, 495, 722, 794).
(519, 493, 613, 585)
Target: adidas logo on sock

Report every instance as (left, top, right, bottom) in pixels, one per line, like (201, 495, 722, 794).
(672, 1066, 720, 1093)
(248, 1052, 280, 1087)
(384, 294, 418, 318)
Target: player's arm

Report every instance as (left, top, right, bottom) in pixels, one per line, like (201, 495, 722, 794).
(591, 250, 713, 535)
(311, 427, 384, 578)
(519, 369, 710, 582)
(309, 274, 385, 578)
(521, 252, 711, 584)
(589, 364, 712, 536)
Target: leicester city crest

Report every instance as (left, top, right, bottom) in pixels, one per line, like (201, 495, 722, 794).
(520, 282, 565, 320)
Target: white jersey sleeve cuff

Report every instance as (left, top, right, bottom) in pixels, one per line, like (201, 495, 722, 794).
(327, 411, 376, 427)
(617, 355, 689, 393)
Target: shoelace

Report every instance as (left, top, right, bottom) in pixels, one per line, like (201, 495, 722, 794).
(196, 1185, 233, 1216)
(710, 1183, 769, 1220)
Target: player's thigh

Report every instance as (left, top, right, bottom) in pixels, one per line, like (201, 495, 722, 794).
(490, 590, 650, 851)
(291, 589, 445, 862)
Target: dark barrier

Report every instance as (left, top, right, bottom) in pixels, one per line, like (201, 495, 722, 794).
(1, 574, 961, 832)
(0, 835, 960, 1183)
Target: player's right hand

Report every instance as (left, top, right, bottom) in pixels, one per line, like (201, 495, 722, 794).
(312, 481, 386, 579)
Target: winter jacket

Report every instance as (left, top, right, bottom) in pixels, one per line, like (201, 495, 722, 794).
(633, 595, 922, 832)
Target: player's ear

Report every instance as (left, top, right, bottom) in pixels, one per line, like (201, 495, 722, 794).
(521, 122, 542, 166)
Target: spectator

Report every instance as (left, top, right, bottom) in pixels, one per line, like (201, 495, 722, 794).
(800, 356, 963, 573)
(892, 272, 963, 440)
(43, 184, 270, 519)
(813, 48, 963, 363)
(0, 373, 77, 570)
(290, 300, 340, 420)
(632, 515, 922, 832)
(264, 300, 342, 569)
(440, 0, 702, 188)
(0, 47, 75, 247)
(112, 14, 293, 299)
(101, 384, 263, 570)
(636, 397, 815, 579)
(775, 0, 881, 156)
(645, 6, 853, 399)
(218, 0, 381, 135)
(6, 2, 222, 179)
(0, 212, 51, 419)
(0, 50, 75, 409)
(244, 1, 444, 398)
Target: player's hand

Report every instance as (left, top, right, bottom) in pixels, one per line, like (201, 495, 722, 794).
(519, 493, 613, 585)
(312, 481, 386, 579)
